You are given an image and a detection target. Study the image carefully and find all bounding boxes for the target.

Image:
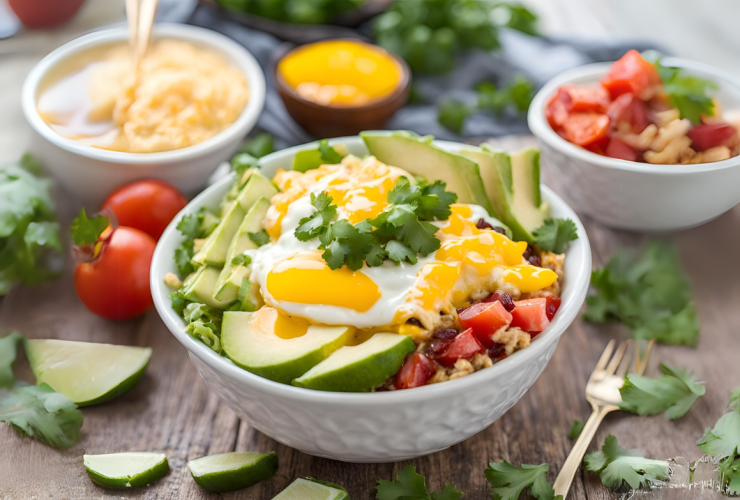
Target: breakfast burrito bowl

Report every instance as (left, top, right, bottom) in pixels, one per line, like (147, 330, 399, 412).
(151, 133, 591, 462)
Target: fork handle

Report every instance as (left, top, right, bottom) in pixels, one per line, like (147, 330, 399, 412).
(553, 406, 611, 498)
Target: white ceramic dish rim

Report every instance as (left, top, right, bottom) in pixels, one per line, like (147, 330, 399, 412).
(150, 136, 592, 404)
(21, 23, 266, 165)
(528, 57, 740, 175)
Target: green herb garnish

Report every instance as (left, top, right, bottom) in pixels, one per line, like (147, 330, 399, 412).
(239, 132, 274, 158)
(247, 230, 270, 247)
(438, 100, 474, 134)
(619, 363, 705, 420)
(584, 435, 668, 490)
(568, 419, 584, 439)
(70, 208, 109, 246)
(318, 139, 344, 164)
(485, 461, 559, 500)
(173, 209, 221, 277)
(376, 465, 463, 500)
(697, 387, 740, 459)
(654, 59, 718, 124)
(0, 333, 21, 388)
(532, 218, 578, 254)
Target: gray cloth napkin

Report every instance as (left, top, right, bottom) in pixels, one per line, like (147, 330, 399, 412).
(186, 6, 659, 146)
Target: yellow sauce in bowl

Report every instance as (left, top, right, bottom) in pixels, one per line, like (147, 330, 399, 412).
(37, 39, 249, 154)
(277, 40, 402, 108)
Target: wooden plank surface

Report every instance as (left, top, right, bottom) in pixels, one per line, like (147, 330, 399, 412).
(2, 134, 739, 499)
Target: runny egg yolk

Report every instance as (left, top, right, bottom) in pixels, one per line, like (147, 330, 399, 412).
(266, 251, 382, 313)
(251, 306, 310, 339)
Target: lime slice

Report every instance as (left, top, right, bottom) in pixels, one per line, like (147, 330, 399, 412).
(84, 452, 169, 488)
(188, 451, 278, 492)
(24, 339, 151, 406)
(272, 478, 348, 500)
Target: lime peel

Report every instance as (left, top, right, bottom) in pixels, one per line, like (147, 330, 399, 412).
(84, 452, 169, 488)
(188, 451, 278, 493)
(273, 477, 348, 499)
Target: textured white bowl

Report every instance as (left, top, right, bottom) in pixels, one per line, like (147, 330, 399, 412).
(150, 137, 592, 463)
(22, 23, 266, 205)
(528, 58, 740, 232)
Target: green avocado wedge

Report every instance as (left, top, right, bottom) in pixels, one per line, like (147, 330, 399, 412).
(222, 312, 353, 384)
(360, 130, 495, 215)
(293, 334, 415, 392)
(181, 266, 235, 309)
(188, 452, 278, 493)
(272, 478, 348, 500)
(459, 146, 549, 243)
(84, 452, 169, 488)
(24, 339, 151, 406)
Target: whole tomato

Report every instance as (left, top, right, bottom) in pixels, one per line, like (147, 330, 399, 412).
(8, 0, 85, 29)
(102, 180, 187, 241)
(74, 226, 156, 320)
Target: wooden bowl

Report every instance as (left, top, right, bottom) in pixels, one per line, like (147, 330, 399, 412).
(274, 39, 411, 138)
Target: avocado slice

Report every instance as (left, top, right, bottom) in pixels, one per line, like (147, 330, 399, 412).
(292, 333, 415, 392)
(193, 172, 277, 268)
(360, 131, 495, 215)
(213, 197, 272, 303)
(181, 266, 235, 309)
(459, 146, 549, 243)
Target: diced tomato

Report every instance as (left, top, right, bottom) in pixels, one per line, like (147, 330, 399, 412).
(510, 298, 551, 333)
(426, 328, 483, 368)
(563, 113, 610, 148)
(545, 296, 561, 321)
(394, 352, 436, 390)
(458, 301, 513, 348)
(600, 50, 662, 100)
(606, 93, 650, 133)
(605, 137, 638, 161)
(546, 93, 570, 129)
(687, 123, 738, 151)
(546, 85, 610, 130)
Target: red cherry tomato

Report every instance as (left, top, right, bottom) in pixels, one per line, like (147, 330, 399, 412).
(687, 123, 738, 151)
(8, 0, 85, 29)
(394, 352, 436, 390)
(600, 50, 662, 99)
(546, 93, 570, 130)
(606, 93, 650, 134)
(510, 298, 551, 333)
(458, 301, 513, 348)
(74, 227, 156, 320)
(102, 180, 187, 241)
(563, 113, 610, 148)
(605, 138, 638, 161)
(426, 328, 483, 368)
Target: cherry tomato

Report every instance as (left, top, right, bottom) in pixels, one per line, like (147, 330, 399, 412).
(74, 227, 156, 320)
(102, 180, 187, 240)
(458, 301, 513, 348)
(600, 50, 662, 99)
(510, 298, 551, 333)
(8, 0, 85, 29)
(605, 138, 638, 161)
(546, 93, 570, 130)
(563, 113, 610, 148)
(394, 352, 436, 390)
(426, 328, 483, 368)
(687, 123, 738, 151)
(606, 93, 650, 134)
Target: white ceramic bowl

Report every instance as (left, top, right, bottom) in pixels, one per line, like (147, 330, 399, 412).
(528, 58, 740, 232)
(22, 23, 266, 205)
(150, 137, 592, 463)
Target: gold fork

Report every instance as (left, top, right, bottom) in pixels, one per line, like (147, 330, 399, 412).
(553, 339, 655, 498)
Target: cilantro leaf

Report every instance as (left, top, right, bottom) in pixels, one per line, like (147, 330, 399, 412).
(0, 333, 22, 388)
(296, 192, 337, 241)
(231, 254, 251, 267)
(176, 213, 202, 239)
(230, 152, 259, 177)
(417, 180, 458, 221)
(584, 435, 668, 490)
(248, 230, 270, 247)
(485, 461, 555, 500)
(697, 387, 740, 459)
(583, 241, 699, 346)
(654, 59, 717, 124)
(70, 208, 109, 246)
(619, 363, 705, 420)
(568, 419, 584, 439)
(532, 218, 578, 254)
(720, 457, 740, 495)
(477, 76, 535, 115)
(239, 132, 274, 158)
(0, 381, 83, 449)
(174, 239, 195, 277)
(318, 139, 344, 164)
(376, 465, 461, 500)
(170, 290, 187, 316)
(385, 240, 418, 264)
(438, 100, 473, 133)
(432, 484, 463, 500)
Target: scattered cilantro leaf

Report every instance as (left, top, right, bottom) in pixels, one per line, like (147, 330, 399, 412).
(583, 241, 699, 346)
(0, 381, 83, 449)
(177, 213, 202, 239)
(0, 333, 22, 388)
(584, 435, 668, 490)
(239, 132, 274, 158)
(70, 208, 109, 246)
(318, 139, 344, 164)
(295, 192, 337, 242)
(417, 180, 458, 220)
(720, 457, 740, 495)
(376, 465, 462, 500)
(532, 218, 578, 254)
(619, 363, 705, 420)
(170, 290, 187, 316)
(485, 461, 556, 500)
(500, 4, 539, 37)
(248, 230, 270, 247)
(230, 152, 259, 178)
(438, 100, 473, 133)
(697, 387, 740, 459)
(568, 419, 584, 439)
(231, 254, 252, 267)
(172, 209, 220, 278)
(654, 59, 717, 124)
(174, 240, 195, 277)
(477, 76, 535, 115)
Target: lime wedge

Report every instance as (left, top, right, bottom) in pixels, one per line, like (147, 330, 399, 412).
(272, 478, 348, 500)
(24, 339, 151, 406)
(84, 452, 169, 488)
(188, 451, 278, 492)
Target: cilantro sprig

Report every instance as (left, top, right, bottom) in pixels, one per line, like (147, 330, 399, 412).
(568, 419, 584, 440)
(584, 435, 668, 490)
(70, 208, 109, 246)
(173, 208, 221, 277)
(654, 59, 717, 124)
(485, 461, 559, 500)
(376, 465, 463, 500)
(619, 364, 705, 420)
(296, 177, 457, 270)
(583, 241, 699, 346)
(532, 218, 578, 254)
(697, 387, 740, 459)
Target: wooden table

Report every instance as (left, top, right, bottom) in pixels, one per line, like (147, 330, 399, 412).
(2, 134, 738, 500)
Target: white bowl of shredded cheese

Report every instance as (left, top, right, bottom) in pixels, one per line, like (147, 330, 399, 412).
(22, 23, 266, 205)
